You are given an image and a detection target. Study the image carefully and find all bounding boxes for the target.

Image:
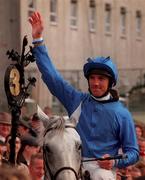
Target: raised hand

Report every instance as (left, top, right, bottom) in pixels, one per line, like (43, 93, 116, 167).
(28, 11, 44, 39)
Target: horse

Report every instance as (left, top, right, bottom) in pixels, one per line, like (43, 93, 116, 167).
(37, 107, 83, 180)
(37, 107, 126, 180)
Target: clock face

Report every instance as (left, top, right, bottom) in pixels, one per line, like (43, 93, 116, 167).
(4, 64, 24, 105)
(9, 67, 20, 96)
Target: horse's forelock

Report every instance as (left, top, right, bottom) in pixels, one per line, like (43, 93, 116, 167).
(37, 116, 65, 145)
(46, 115, 65, 132)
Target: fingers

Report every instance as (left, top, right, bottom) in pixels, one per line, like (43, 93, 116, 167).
(28, 11, 42, 25)
(98, 154, 114, 170)
(36, 12, 42, 20)
(28, 11, 44, 38)
(33, 12, 41, 22)
(102, 154, 110, 158)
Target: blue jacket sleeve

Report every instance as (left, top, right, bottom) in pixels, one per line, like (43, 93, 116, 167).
(115, 109, 139, 168)
(32, 45, 84, 116)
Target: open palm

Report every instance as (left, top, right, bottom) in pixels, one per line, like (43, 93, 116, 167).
(29, 11, 44, 39)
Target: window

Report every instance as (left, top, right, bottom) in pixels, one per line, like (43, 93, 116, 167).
(105, 3, 111, 32)
(28, 0, 34, 8)
(28, 0, 36, 16)
(89, 0, 96, 32)
(136, 10, 142, 37)
(120, 7, 127, 35)
(70, 0, 78, 28)
(50, 0, 58, 23)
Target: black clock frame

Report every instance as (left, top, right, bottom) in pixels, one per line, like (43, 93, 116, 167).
(4, 36, 36, 165)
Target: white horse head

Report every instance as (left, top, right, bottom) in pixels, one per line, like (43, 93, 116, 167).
(37, 106, 82, 180)
(43, 116, 82, 180)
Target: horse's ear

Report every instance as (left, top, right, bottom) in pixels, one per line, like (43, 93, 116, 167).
(37, 105, 49, 123)
(69, 117, 77, 127)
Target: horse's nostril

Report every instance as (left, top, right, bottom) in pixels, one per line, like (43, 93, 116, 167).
(84, 170, 91, 180)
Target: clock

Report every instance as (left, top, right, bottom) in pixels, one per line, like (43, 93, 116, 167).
(4, 64, 24, 106)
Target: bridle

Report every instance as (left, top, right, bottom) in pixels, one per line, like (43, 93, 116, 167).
(43, 124, 83, 180)
(43, 157, 81, 180)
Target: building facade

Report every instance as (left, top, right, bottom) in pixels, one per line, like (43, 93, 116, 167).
(1, 0, 145, 118)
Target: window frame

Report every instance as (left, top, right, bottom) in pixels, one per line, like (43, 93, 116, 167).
(70, 0, 78, 29)
(136, 10, 142, 37)
(104, 3, 112, 33)
(89, 0, 96, 32)
(28, 0, 36, 16)
(120, 7, 127, 35)
(50, 0, 58, 24)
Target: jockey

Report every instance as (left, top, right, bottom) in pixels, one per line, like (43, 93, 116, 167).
(29, 11, 139, 180)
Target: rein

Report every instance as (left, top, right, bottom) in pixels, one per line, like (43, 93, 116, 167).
(43, 124, 82, 180)
(82, 154, 127, 162)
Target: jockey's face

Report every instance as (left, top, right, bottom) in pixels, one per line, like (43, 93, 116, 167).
(88, 74, 110, 97)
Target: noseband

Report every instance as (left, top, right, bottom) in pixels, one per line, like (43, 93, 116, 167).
(46, 165, 80, 180)
(43, 124, 82, 180)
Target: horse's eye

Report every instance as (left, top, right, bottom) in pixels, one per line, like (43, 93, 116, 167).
(76, 142, 82, 151)
(78, 144, 82, 151)
(46, 146, 50, 152)
(44, 145, 50, 153)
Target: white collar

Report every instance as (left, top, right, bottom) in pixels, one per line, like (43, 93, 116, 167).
(91, 93, 111, 101)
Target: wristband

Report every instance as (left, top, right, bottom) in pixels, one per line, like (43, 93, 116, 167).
(32, 37, 44, 44)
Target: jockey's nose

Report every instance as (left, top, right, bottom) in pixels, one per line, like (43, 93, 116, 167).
(92, 77, 100, 86)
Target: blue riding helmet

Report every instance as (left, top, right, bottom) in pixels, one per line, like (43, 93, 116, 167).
(83, 56, 118, 87)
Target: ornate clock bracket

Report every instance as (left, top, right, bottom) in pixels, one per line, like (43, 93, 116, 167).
(4, 36, 36, 165)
